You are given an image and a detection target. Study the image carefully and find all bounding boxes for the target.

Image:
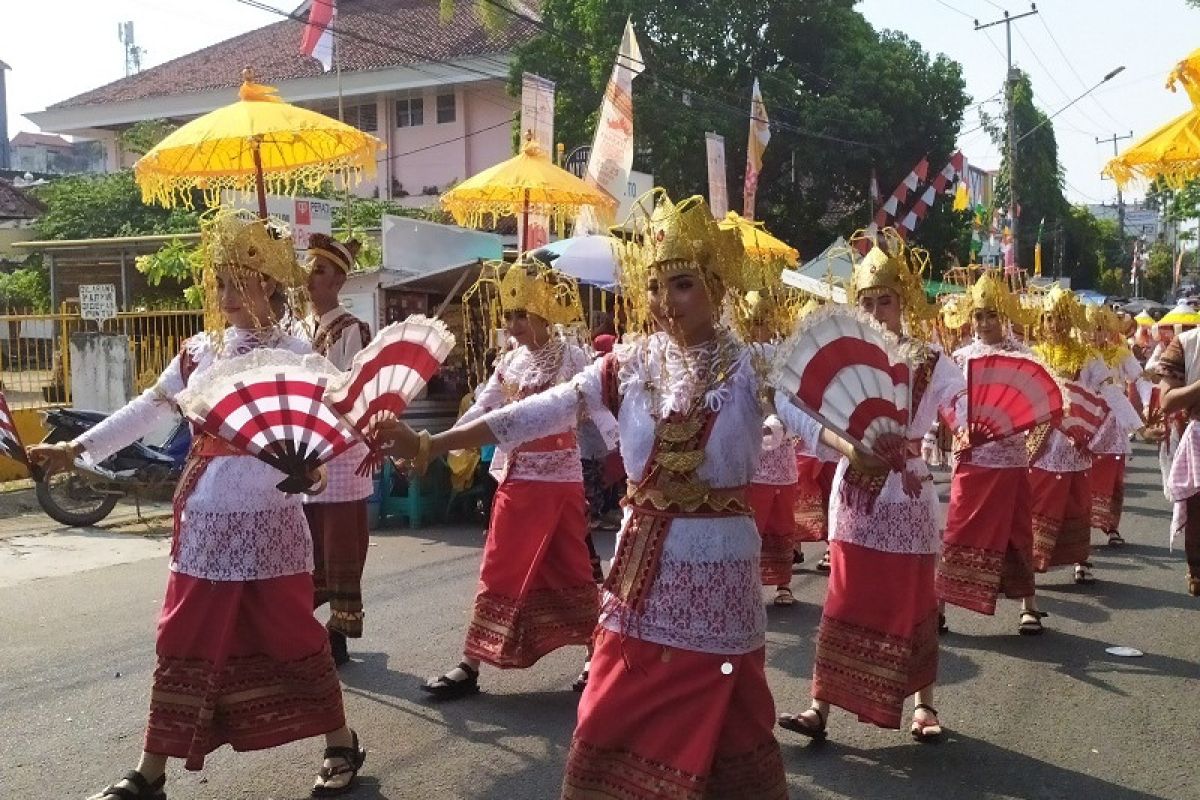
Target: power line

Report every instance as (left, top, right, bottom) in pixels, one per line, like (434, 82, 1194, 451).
(933, 0, 975, 21)
(478, 0, 880, 149)
(1036, 13, 1124, 128)
(376, 116, 516, 164)
(1011, 25, 1107, 134)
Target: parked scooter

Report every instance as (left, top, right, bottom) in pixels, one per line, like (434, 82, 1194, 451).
(35, 408, 191, 527)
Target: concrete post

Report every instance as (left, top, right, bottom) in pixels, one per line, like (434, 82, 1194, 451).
(69, 332, 133, 413)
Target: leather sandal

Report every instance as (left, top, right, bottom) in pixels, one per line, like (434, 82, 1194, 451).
(422, 661, 480, 700)
(1188, 574, 1200, 597)
(773, 587, 796, 607)
(1074, 563, 1097, 585)
(311, 729, 367, 797)
(816, 550, 832, 573)
(910, 703, 943, 743)
(778, 705, 827, 741)
(1106, 530, 1126, 548)
(572, 662, 590, 693)
(87, 770, 166, 800)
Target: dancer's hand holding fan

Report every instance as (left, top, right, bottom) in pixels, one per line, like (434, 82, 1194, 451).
(772, 305, 914, 473)
(324, 315, 456, 476)
(175, 350, 357, 493)
(947, 353, 1064, 449)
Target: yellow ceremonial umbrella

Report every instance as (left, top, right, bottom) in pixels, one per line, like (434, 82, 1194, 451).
(717, 211, 800, 266)
(1135, 310, 1155, 327)
(134, 68, 383, 216)
(1105, 49, 1200, 188)
(441, 136, 616, 252)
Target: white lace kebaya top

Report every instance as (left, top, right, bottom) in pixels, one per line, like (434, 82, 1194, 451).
(952, 338, 1031, 469)
(1080, 353, 1143, 456)
(457, 340, 590, 483)
(481, 332, 822, 655)
(827, 345, 966, 555)
(74, 328, 315, 582)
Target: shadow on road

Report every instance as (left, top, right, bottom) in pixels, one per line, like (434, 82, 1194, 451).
(946, 627, 1197, 696)
(782, 730, 1174, 800)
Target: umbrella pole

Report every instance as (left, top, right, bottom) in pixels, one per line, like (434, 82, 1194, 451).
(252, 140, 268, 220)
(520, 188, 530, 255)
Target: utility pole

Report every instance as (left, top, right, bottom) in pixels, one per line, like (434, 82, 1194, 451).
(1097, 131, 1134, 242)
(976, 4, 1039, 266)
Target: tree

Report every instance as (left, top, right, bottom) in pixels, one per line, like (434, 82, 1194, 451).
(982, 70, 1069, 275)
(31, 171, 199, 240)
(1058, 205, 1124, 289)
(508, 0, 969, 267)
(118, 120, 180, 157)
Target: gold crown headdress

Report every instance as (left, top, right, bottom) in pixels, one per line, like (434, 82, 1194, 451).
(846, 226, 935, 335)
(943, 270, 1036, 329)
(1040, 285, 1086, 334)
(460, 257, 584, 381)
(194, 207, 308, 336)
(611, 190, 744, 332)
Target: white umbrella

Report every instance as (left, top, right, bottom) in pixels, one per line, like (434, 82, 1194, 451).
(533, 235, 620, 286)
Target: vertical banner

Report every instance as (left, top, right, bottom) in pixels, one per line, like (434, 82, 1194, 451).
(743, 78, 770, 221)
(576, 19, 644, 234)
(519, 73, 556, 250)
(705, 132, 729, 219)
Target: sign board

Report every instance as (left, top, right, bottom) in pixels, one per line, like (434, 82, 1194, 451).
(225, 193, 341, 259)
(705, 132, 729, 219)
(614, 170, 654, 228)
(79, 284, 118, 323)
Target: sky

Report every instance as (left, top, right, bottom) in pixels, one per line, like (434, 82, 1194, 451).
(2, 0, 1198, 207)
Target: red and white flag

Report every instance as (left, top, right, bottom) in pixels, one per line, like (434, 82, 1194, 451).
(300, 0, 336, 73)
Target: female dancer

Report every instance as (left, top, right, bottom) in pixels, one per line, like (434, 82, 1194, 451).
(1029, 288, 1097, 584)
(382, 193, 843, 799)
(1081, 305, 1144, 547)
(935, 272, 1044, 635)
(30, 210, 365, 799)
(420, 260, 599, 699)
(777, 239, 965, 743)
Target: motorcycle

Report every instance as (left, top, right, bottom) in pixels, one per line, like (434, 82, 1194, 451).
(35, 408, 191, 527)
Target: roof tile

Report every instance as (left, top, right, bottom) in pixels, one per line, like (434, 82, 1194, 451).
(51, 0, 537, 110)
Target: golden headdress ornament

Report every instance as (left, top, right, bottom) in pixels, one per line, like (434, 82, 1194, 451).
(193, 207, 308, 335)
(496, 259, 584, 326)
(846, 226, 935, 333)
(1040, 285, 1086, 332)
(611, 189, 744, 331)
(943, 270, 1035, 329)
(1084, 303, 1121, 334)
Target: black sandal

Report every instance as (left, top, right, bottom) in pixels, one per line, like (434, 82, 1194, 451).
(816, 550, 832, 573)
(1074, 563, 1097, 585)
(778, 706, 827, 741)
(311, 729, 367, 797)
(1106, 530, 1126, 548)
(87, 770, 166, 800)
(421, 661, 480, 700)
(1018, 610, 1045, 636)
(938, 613, 950, 635)
(572, 662, 590, 693)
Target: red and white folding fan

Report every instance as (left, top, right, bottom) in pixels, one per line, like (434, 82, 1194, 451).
(176, 350, 357, 493)
(324, 315, 456, 475)
(1061, 382, 1108, 450)
(0, 389, 38, 480)
(772, 305, 912, 470)
(963, 354, 1064, 446)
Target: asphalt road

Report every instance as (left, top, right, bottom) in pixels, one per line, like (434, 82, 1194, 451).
(2, 443, 1197, 800)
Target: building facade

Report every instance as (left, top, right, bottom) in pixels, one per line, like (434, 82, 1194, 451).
(24, 0, 536, 204)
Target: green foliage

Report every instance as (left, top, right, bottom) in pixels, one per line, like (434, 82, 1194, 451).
(134, 238, 204, 308)
(1143, 242, 1176, 302)
(332, 197, 452, 233)
(508, 0, 970, 268)
(118, 119, 180, 157)
(0, 267, 51, 311)
(31, 171, 200, 240)
(982, 70, 1069, 273)
(1058, 206, 1124, 288)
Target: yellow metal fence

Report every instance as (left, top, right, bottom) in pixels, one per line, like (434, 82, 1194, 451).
(0, 304, 204, 410)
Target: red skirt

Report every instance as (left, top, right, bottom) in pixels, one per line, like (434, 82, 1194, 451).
(1030, 468, 1092, 570)
(146, 572, 345, 770)
(308, 500, 370, 638)
(466, 479, 599, 669)
(937, 464, 1035, 615)
(1089, 454, 1126, 533)
(794, 457, 836, 542)
(748, 482, 798, 586)
(561, 630, 787, 800)
(813, 541, 938, 729)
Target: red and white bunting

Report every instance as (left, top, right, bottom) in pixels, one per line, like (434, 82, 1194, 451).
(895, 151, 966, 237)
